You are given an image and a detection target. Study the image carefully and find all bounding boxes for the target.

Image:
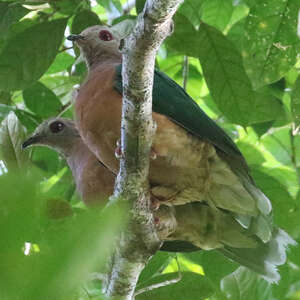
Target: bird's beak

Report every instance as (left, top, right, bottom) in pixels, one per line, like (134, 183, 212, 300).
(22, 135, 42, 149)
(67, 34, 85, 42)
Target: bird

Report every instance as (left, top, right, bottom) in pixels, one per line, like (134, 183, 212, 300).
(66, 22, 295, 282)
(22, 117, 115, 207)
(21, 118, 261, 254)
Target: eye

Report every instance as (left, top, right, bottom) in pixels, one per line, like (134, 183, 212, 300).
(99, 30, 113, 41)
(49, 121, 65, 133)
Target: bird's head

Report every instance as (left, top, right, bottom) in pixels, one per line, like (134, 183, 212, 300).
(67, 20, 135, 69)
(22, 118, 80, 157)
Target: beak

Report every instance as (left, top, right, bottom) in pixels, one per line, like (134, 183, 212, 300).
(67, 34, 85, 42)
(22, 135, 42, 149)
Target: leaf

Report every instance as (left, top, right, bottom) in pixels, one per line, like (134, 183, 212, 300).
(243, 0, 300, 89)
(291, 75, 300, 127)
(136, 0, 146, 14)
(201, 0, 234, 31)
(46, 52, 74, 74)
(0, 91, 11, 105)
(177, 0, 203, 26)
(23, 82, 62, 118)
(185, 251, 238, 284)
(71, 9, 101, 34)
(14, 109, 41, 133)
(251, 166, 295, 230)
(49, 0, 83, 16)
(136, 272, 214, 300)
(0, 112, 29, 171)
(0, 18, 68, 91)
(221, 267, 272, 300)
(138, 252, 175, 284)
(196, 23, 282, 126)
(0, 2, 29, 35)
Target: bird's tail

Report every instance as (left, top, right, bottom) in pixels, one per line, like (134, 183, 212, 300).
(218, 228, 296, 283)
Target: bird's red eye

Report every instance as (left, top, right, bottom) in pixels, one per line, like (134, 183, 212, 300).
(49, 121, 65, 133)
(99, 30, 113, 41)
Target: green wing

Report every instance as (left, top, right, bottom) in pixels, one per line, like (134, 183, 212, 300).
(114, 64, 248, 172)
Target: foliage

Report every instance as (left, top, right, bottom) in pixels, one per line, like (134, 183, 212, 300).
(0, 0, 299, 299)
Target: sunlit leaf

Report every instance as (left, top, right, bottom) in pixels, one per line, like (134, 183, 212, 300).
(201, 0, 234, 31)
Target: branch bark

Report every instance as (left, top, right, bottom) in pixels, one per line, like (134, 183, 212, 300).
(102, 0, 183, 299)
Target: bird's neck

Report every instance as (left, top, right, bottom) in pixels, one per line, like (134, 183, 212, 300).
(85, 51, 121, 70)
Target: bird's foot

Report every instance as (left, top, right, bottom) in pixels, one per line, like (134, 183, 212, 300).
(150, 194, 161, 211)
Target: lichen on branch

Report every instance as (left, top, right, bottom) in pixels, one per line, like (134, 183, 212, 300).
(103, 0, 183, 299)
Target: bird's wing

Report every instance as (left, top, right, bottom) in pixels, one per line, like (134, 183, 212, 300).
(114, 64, 248, 175)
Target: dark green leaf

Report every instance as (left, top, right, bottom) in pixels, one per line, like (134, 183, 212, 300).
(221, 267, 272, 300)
(23, 82, 62, 118)
(251, 121, 274, 137)
(0, 91, 11, 105)
(71, 9, 101, 34)
(136, 272, 214, 300)
(136, 0, 146, 14)
(0, 2, 29, 35)
(201, 0, 234, 31)
(291, 75, 300, 126)
(243, 0, 300, 89)
(0, 112, 29, 171)
(0, 18, 68, 91)
(196, 23, 282, 126)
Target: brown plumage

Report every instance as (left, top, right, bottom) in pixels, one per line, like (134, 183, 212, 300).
(22, 118, 114, 207)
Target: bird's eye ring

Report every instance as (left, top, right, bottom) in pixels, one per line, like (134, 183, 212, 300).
(49, 121, 65, 133)
(99, 30, 113, 41)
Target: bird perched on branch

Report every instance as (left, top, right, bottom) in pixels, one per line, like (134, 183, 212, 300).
(22, 118, 115, 207)
(67, 21, 295, 282)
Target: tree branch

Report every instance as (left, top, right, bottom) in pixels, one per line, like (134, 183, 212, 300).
(102, 0, 183, 299)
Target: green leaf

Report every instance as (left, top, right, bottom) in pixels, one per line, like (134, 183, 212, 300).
(46, 52, 74, 74)
(14, 109, 41, 132)
(138, 252, 175, 284)
(49, 0, 83, 16)
(291, 75, 300, 126)
(0, 91, 11, 105)
(185, 251, 238, 284)
(201, 0, 234, 31)
(196, 23, 282, 126)
(177, 0, 203, 26)
(0, 2, 29, 35)
(0, 112, 29, 171)
(71, 9, 101, 34)
(221, 267, 272, 300)
(251, 167, 295, 230)
(243, 0, 300, 89)
(0, 18, 68, 91)
(136, 272, 214, 300)
(136, 0, 146, 14)
(23, 82, 62, 118)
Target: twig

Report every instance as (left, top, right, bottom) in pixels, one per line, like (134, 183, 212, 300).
(59, 46, 73, 53)
(134, 255, 182, 296)
(103, 0, 183, 299)
(182, 56, 189, 91)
